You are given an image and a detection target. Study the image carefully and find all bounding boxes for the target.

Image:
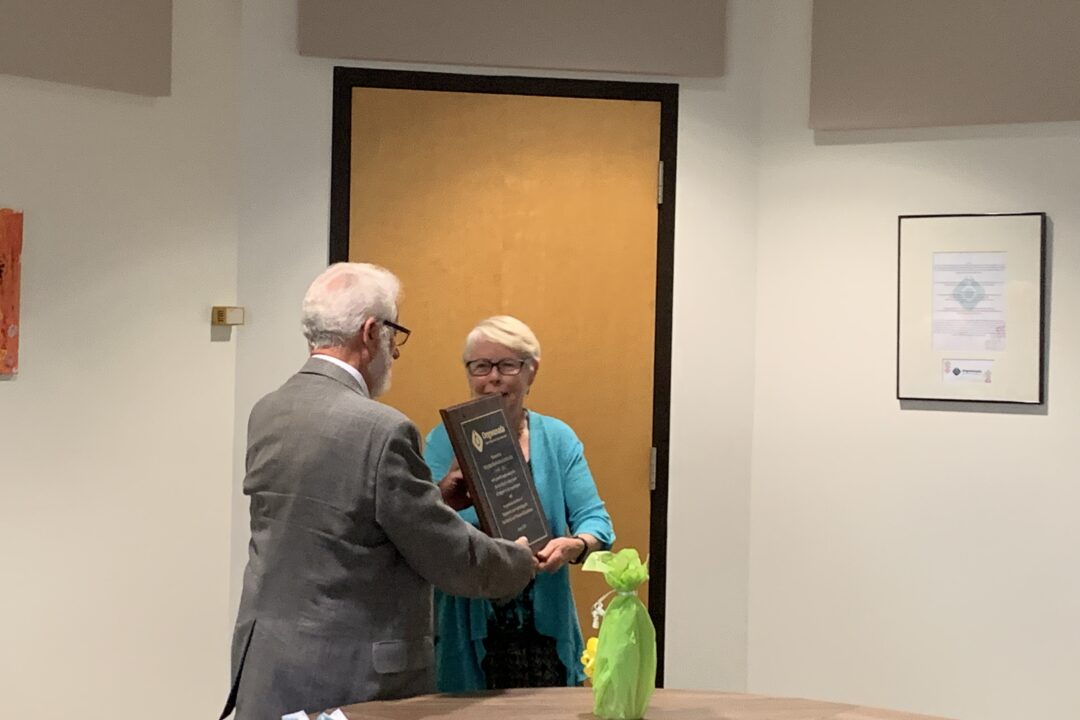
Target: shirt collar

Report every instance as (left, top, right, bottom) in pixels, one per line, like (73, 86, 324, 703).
(310, 354, 370, 397)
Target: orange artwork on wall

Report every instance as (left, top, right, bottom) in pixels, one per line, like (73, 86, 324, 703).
(0, 209, 23, 377)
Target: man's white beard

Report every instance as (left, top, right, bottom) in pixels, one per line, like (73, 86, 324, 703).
(367, 336, 393, 398)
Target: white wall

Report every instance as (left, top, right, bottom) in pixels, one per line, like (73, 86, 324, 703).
(0, 0, 239, 717)
(233, 0, 763, 693)
(664, 0, 763, 692)
(748, 3, 1080, 719)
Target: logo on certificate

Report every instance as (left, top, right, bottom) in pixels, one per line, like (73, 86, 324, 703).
(943, 358, 994, 383)
(471, 429, 484, 452)
(952, 277, 986, 310)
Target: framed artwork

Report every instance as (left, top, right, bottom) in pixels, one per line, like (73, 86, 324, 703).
(897, 212, 1046, 404)
(0, 209, 23, 378)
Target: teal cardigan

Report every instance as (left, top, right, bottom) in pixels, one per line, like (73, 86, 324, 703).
(423, 411, 615, 691)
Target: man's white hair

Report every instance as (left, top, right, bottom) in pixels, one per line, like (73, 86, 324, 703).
(463, 315, 541, 362)
(301, 262, 401, 349)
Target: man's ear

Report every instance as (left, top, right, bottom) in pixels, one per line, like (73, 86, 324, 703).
(527, 358, 540, 388)
(354, 317, 378, 351)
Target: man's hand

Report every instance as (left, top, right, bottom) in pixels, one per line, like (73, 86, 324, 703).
(516, 536, 541, 573)
(535, 536, 587, 574)
(437, 467, 472, 511)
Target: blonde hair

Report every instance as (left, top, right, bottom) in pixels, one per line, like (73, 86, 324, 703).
(463, 315, 541, 362)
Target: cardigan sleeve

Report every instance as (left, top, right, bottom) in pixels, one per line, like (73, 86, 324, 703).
(423, 423, 455, 482)
(555, 421, 615, 549)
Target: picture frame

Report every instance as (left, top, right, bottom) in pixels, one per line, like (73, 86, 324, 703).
(0, 208, 23, 379)
(897, 212, 1046, 404)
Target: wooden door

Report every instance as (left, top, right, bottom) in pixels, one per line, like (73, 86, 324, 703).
(347, 85, 660, 644)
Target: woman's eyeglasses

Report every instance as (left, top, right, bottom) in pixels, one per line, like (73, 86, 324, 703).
(464, 358, 527, 377)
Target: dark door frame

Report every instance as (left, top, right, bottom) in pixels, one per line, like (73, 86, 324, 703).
(329, 66, 678, 685)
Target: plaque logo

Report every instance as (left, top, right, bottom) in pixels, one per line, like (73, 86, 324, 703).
(471, 429, 484, 452)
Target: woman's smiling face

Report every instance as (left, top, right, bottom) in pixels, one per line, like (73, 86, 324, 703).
(464, 338, 537, 419)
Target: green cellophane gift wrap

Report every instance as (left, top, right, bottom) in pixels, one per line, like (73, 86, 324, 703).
(582, 549, 656, 720)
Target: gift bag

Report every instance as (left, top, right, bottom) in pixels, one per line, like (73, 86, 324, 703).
(582, 549, 656, 720)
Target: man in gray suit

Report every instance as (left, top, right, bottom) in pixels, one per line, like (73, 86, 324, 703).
(221, 263, 536, 720)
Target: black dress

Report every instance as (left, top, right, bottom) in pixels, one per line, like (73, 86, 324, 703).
(481, 582, 566, 689)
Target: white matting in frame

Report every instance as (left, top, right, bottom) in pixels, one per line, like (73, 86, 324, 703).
(897, 213, 1046, 404)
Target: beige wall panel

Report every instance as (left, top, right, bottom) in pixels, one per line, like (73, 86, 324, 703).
(0, 0, 172, 96)
(811, 0, 1080, 129)
(348, 87, 660, 639)
(300, 0, 725, 77)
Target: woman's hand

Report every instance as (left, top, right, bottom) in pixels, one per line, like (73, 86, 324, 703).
(535, 536, 588, 573)
(437, 462, 472, 510)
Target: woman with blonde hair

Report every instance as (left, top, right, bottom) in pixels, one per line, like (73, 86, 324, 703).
(425, 315, 615, 691)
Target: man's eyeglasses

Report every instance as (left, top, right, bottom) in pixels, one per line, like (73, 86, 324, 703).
(465, 358, 528, 377)
(381, 319, 411, 347)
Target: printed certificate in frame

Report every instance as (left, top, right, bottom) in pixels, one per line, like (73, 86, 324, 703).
(897, 213, 1046, 404)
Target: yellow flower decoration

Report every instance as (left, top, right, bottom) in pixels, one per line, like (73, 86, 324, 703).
(580, 636, 599, 679)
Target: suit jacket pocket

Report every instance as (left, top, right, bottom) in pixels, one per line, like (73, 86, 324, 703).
(372, 637, 434, 674)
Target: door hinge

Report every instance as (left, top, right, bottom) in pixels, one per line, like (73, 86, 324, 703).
(649, 447, 657, 491)
(656, 161, 664, 205)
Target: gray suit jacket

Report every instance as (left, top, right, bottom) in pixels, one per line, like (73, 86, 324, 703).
(222, 358, 534, 719)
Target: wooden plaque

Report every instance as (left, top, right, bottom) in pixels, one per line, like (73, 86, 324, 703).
(439, 395, 551, 552)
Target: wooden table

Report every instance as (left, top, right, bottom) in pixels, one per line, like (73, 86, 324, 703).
(318, 687, 954, 719)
